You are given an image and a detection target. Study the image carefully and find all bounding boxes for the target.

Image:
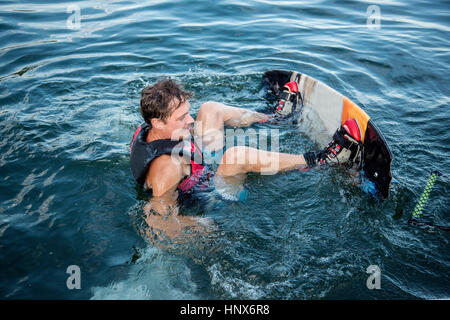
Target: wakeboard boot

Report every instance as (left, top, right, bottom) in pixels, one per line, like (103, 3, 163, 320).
(258, 81, 304, 124)
(303, 118, 363, 170)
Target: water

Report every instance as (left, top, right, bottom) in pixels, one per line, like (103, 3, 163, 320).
(1, 0, 449, 299)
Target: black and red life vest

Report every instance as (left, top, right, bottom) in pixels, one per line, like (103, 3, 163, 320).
(129, 123, 210, 193)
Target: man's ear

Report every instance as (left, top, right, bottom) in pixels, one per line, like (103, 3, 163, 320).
(151, 118, 164, 129)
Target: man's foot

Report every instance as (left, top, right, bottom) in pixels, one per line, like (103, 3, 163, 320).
(303, 118, 363, 170)
(275, 81, 302, 116)
(257, 81, 303, 124)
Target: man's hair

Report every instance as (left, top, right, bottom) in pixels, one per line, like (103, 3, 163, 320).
(140, 79, 192, 126)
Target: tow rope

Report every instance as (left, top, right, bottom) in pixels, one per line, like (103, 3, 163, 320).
(408, 170, 449, 231)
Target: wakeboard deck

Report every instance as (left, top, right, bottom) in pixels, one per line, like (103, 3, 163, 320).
(263, 69, 393, 199)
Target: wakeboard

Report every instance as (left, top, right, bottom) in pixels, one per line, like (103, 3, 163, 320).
(263, 69, 393, 199)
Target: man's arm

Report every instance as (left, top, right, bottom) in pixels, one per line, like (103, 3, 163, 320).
(146, 154, 184, 198)
(143, 155, 212, 242)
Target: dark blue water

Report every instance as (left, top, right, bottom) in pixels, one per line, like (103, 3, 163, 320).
(1, 0, 449, 299)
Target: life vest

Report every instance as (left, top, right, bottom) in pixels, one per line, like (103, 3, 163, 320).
(129, 123, 210, 194)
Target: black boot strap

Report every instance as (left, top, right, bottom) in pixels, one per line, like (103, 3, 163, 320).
(332, 128, 357, 150)
(279, 90, 295, 102)
(303, 151, 317, 168)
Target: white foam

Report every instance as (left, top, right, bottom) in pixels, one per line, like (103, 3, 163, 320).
(208, 263, 264, 299)
(212, 175, 247, 202)
(90, 247, 200, 300)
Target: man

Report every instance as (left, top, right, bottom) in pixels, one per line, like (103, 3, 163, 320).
(130, 79, 362, 238)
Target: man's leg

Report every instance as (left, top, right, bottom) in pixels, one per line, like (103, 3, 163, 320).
(194, 102, 268, 152)
(216, 117, 365, 176)
(194, 102, 363, 176)
(216, 146, 307, 176)
(194, 102, 307, 176)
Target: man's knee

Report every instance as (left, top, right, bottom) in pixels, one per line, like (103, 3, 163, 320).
(222, 146, 245, 166)
(198, 101, 222, 116)
(217, 146, 246, 176)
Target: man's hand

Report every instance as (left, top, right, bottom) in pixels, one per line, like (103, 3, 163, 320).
(143, 155, 215, 245)
(143, 193, 215, 246)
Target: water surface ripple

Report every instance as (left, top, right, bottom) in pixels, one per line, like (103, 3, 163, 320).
(0, 0, 449, 299)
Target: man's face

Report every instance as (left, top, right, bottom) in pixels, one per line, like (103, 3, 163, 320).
(161, 99, 194, 140)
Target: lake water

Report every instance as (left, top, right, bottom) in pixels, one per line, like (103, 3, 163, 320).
(0, 0, 449, 299)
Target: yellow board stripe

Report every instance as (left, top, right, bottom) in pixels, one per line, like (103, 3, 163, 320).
(342, 97, 370, 144)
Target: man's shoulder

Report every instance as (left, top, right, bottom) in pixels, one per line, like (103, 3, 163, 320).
(148, 154, 190, 183)
(146, 154, 187, 195)
(149, 154, 183, 175)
